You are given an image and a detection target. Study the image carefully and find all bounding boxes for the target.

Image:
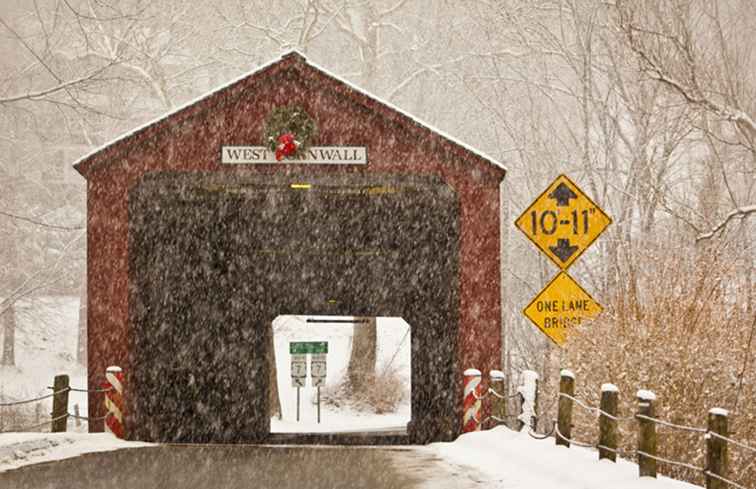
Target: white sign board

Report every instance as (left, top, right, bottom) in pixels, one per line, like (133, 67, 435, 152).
(310, 353, 327, 387)
(222, 146, 367, 165)
(291, 354, 307, 388)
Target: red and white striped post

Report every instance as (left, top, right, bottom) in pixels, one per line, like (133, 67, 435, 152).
(104, 366, 126, 438)
(462, 368, 482, 433)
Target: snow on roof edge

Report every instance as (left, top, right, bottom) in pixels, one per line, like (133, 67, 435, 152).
(72, 53, 288, 171)
(72, 49, 508, 174)
(303, 56, 508, 173)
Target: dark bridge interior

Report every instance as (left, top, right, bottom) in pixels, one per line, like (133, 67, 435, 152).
(128, 172, 460, 444)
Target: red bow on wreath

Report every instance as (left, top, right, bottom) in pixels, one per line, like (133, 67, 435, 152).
(275, 133, 298, 161)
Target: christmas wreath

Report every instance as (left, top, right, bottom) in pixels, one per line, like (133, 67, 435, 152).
(263, 105, 318, 161)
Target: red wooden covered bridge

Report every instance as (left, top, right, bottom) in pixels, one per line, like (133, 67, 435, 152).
(74, 51, 507, 444)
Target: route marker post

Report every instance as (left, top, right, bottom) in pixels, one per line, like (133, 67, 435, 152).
(290, 341, 328, 423)
(311, 353, 327, 424)
(290, 352, 307, 422)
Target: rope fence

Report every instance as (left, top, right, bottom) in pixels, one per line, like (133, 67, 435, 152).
(634, 413, 708, 434)
(0, 389, 68, 408)
(0, 369, 123, 436)
(636, 450, 705, 473)
(1, 413, 71, 433)
(554, 423, 596, 448)
(461, 366, 756, 489)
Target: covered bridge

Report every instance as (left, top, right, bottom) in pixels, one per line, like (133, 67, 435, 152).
(74, 51, 507, 444)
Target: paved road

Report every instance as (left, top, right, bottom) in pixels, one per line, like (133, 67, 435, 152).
(0, 445, 482, 489)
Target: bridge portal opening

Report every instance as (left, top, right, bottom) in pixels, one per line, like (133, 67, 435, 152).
(128, 173, 460, 444)
(270, 315, 411, 436)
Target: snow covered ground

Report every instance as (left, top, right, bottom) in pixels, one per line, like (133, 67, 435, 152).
(0, 425, 704, 489)
(0, 297, 89, 431)
(0, 433, 151, 473)
(427, 426, 699, 489)
(270, 315, 411, 433)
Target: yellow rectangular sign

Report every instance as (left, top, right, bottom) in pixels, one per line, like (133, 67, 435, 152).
(515, 174, 611, 270)
(523, 272, 603, 346)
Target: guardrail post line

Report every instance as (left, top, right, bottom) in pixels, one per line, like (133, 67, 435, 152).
(556, 369, 574, 447)
(51, 374, 69, 433)
(489, 370, 506, 428)
(706, 408, 728, 489)
(105, 366, 126, 438)
(637, 390, 657, 478)
(462, 368, 482, 433)
(599, 383, 619, 462)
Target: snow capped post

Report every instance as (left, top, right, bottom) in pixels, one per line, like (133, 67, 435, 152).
(104, 366, 126, 438)
(706, 408, 728, 489)
(462, 369, 482, 433)
(636, 389, 657, 478)
(489, 370, 506, 427)
(517, 370, 539, 431)
(599, 383, 619, 462)
(556, 369, 575, 447)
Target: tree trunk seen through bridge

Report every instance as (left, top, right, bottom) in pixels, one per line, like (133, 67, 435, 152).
(347, 317, 377, 393)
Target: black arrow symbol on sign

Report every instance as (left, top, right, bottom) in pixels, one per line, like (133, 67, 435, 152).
(550, 239, 578, 263)
(548, 182, 578, 206)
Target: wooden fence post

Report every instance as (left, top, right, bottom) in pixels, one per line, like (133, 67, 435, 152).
(556, 369, 575, 447)
(515, 391, 524, 431)
(51, 374, 69, 433)
(516, 370, 539, 432)
(599, 383, 619, 462)
(637, 390, 657, 478)
(489, 370, 507, 427)
(706, 408, 728, 489)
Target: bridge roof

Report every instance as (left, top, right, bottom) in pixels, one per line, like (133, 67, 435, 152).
(74, 50, 507, 179)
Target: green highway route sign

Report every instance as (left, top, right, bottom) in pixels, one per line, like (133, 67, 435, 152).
(289, 341, 329, 354)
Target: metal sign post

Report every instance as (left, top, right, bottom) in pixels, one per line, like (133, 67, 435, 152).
(290, 342, 328, 423)
(290, 352, 307, 422)
(311, 353, 327, 424)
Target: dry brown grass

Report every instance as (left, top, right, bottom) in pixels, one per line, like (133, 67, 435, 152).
(540, 237, 755, 487)
(319, 367, 406, 415)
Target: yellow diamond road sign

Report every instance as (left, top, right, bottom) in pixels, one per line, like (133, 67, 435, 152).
(524, 272, 603, 346)
(515, 174, 611, 270)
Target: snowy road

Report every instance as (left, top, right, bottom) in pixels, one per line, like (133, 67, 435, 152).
(0, 445, 481, 489)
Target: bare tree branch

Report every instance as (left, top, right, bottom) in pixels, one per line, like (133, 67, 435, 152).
(696, 205, 756, 241)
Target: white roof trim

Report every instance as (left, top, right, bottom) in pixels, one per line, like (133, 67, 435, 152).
(73, 49, 507, 173)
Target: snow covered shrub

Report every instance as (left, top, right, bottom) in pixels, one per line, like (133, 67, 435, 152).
(559, 236, 755, 487)
(319, 367, 406, 414)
